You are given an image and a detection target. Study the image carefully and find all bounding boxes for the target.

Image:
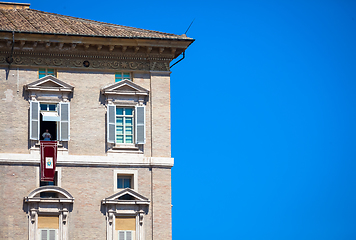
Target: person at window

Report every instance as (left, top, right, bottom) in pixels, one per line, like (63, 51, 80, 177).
(42, 129, 51, 141)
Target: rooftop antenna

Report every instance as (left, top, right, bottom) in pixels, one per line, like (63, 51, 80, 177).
(184, 18, 195, 35)
(170, 18, 195, 69)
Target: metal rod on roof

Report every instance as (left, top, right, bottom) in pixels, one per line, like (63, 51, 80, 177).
(185, 18, 195, 35)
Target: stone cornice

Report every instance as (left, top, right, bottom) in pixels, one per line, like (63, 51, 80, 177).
(0, 153, 174, 167)
(0, 50, 171, 71)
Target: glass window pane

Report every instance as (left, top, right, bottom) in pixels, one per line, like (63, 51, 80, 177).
(116, 117, 123, 125)
(126, 135, 133, 143)
(124, 178, 131, 188)
(40, 104, 47, 111)
(48, 104, 56, 111)
(123, 73, 130, 78)
(115, 72, 122, 77)
(39, 68, 46, 73)
(125, 118, 132, 125)
(116, 108, 123, 115)
(47, 69, 54, 74)
(39, 74, 46, 78)
(125, 108, 133, 115)
(116, 126, 123, 134)
(115, 78, 121, 82)
(116, 135, 123, 143)
(125, 126, 132, 134)
(117, 178, 123, 188)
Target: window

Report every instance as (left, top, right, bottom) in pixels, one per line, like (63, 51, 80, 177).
(25, 186, 74, 240)
(116, 108, 134, 144)
(115, 72, 131, 82)
(116, 217, 136, 240)
(40, 104, 57, 112)
(117, 175, 132, 189)
(102, 80, 149, 149)
(40, 171, 59, 198)
(39, 68, 56, 79)
(107, 105, 145, 145)
(114, 170, 137, 191)
(40, 229, 57, 240)
(30, 101, 70, 141)
(38, 216, 58, 240)
(102, 189, 149, 240)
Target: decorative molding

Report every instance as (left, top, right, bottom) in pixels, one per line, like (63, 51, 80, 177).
(0, 52, 170, 71)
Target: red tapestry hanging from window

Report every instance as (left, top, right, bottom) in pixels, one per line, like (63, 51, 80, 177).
(40, 141, 57, 181)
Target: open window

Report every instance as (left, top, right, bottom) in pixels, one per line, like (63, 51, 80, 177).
(24, 186, 74, 240)
(25, 75, 74, 149)
(102, 189, 150, 240)
(101, 80, 149, 153)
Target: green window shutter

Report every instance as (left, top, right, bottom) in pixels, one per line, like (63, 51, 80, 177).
(135, 106, 145, 144)
(30, 101, 39, 140)
(107, 104, 116, 143)
(59, 102, 70, 141)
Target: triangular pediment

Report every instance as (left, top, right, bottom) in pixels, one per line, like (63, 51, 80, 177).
(101, 80, 149, 96)
(102, 189, 150, 205)
(25, 75, 74, 92)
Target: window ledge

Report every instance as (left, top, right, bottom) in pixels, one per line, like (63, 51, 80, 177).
(30, 142, 68, 155)
(108, 144, 142, 154)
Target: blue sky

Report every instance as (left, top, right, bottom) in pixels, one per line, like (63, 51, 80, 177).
(22, 0, 356, 239)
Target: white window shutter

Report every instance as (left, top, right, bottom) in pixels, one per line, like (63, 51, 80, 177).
(135, 106, 145, 144)
(59, 102, 70, 141)
(107, 104, 116, 143)
(41, 229, 48, 240)
(49, 230, 56, 240)
(119, 231, 125, 240)
(30, 101, 40, 140)
(126, 231, 132, 240)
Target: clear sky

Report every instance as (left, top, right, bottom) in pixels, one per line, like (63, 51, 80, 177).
(17, 0, 356, 239)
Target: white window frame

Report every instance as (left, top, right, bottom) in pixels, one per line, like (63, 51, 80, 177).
(113, 170, 138, 192)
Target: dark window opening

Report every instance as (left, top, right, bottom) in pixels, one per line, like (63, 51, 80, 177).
(40, 114, 57, 140)
(40, 172, 58, 198)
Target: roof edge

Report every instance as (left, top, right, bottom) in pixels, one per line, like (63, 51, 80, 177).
(0, 2, 30, 9)
(0, 29, 195, 42)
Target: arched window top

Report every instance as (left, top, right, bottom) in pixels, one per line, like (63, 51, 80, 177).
(25, 186, 74, 202)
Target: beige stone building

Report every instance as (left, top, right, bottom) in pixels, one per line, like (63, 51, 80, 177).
(0, 2, 193, 240)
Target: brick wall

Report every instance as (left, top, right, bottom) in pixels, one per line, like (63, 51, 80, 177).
(0, 164, 37, 240)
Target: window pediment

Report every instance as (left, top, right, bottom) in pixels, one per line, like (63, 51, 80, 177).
(101, 80, 149, 97)
(25, 75, 74, 93)
(102, 189, 150, 205)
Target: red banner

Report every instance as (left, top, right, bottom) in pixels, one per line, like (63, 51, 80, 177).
(40, 141, 57, 182)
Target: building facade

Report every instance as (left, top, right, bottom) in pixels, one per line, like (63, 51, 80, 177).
(0, 2, 193, 240)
